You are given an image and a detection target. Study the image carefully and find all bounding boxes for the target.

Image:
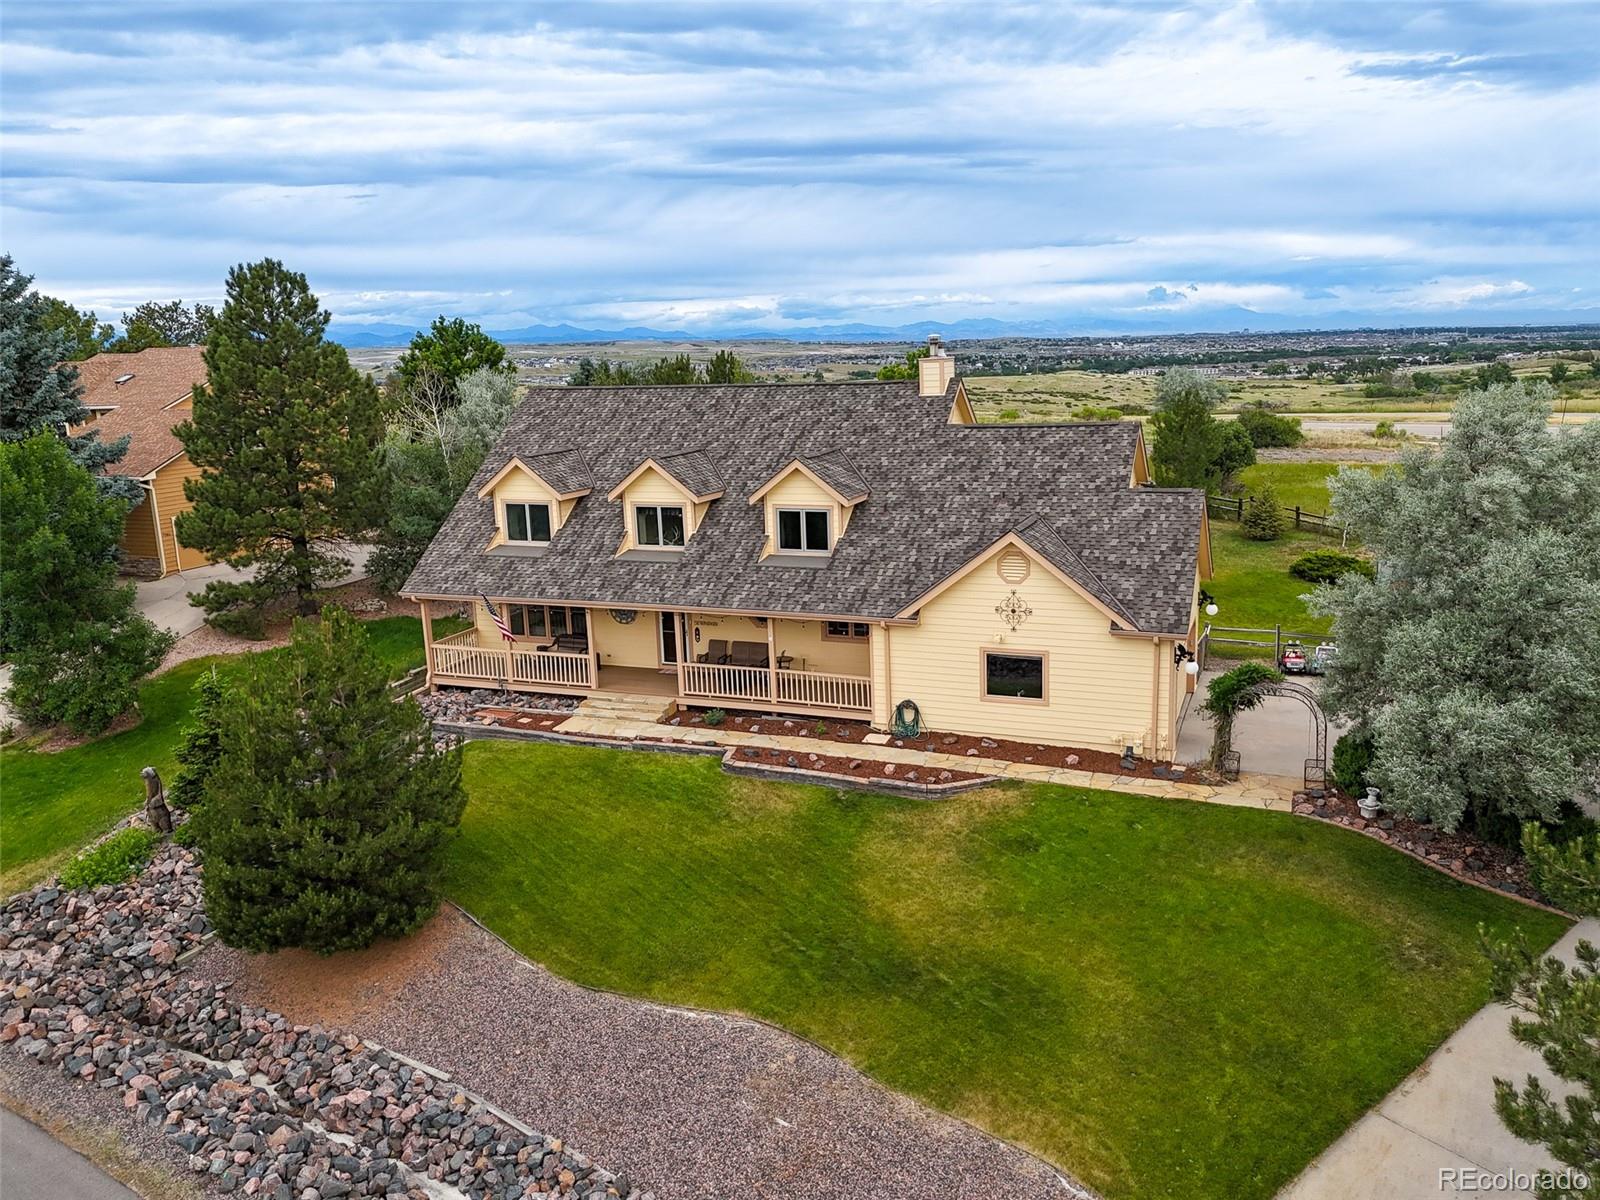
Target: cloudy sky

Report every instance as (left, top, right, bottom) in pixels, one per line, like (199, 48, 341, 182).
(4, 1, 1597, 335)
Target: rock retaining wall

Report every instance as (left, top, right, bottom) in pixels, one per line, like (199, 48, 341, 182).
(1, 845, 645, 1200)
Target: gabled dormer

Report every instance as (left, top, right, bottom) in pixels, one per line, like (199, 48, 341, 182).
(607, 450, 725, 553)
(748, 450, 868, 560)
(478, 449, 593, 551)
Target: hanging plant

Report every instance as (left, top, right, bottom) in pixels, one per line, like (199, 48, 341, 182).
(608, 609, 638, 624)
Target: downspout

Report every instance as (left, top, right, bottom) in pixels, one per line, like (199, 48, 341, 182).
(1150, 638, 1163, 761)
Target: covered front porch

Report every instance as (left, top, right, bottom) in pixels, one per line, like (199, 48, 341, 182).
(420, 601, 877, 719)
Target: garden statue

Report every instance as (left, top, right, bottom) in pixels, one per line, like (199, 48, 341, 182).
(141, 766, 174, 836)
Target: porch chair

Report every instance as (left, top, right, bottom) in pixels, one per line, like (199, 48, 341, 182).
(697, 639, 730, 664)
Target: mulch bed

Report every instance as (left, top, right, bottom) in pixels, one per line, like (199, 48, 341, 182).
(473, 706, 570, 732)
(1297, 790, 1540, 901)
(673, 708, 1186, 780)
(647, 738, 988, 786)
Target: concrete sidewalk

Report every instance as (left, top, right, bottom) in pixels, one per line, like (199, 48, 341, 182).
(1279, 918, 1597, 1200)
(134, 542, 373, 637)
(0, 1107, 138, 1200)
(550, 709, 1303, 812)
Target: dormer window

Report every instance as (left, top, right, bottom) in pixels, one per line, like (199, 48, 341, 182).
(778, 507, 831, 553)
(505, 501, 552, 544)
(634, 504, 686, 548)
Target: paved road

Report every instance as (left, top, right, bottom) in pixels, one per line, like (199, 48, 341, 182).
(0, 1107, 139, 1200)
(1279, 918, 1599, 1200)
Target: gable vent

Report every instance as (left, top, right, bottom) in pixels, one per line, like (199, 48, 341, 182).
(997, 548, 1031, 583)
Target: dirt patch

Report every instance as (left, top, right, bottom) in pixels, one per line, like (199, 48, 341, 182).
(190, 904, 1076, 1200)
(31, 707, 143, 754)
(676, 708, 1187, 780)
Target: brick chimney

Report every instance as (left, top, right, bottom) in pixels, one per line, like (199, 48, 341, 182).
(916, 333, 955, 397)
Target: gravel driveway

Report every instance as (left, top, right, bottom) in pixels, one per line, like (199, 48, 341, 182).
(192, 906, 1084, 1200)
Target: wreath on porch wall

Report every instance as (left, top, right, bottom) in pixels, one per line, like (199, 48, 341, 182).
(608, 609, 638, 624)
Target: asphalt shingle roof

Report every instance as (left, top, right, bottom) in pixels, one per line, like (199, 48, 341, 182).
(520, 448, 594, 495)
(68, 346, 206, 478)
(798, 449, 869, 503)
(651, 449, 725, 498)
(404, 379, 1204, 633)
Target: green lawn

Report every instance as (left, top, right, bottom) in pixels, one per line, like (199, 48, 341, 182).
(0, 615, 459, 891)
(446, 740, 1568, 1200)
(1205, 462, 1384, 656)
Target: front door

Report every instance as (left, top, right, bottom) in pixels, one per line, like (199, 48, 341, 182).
(658, 611, 680, 668)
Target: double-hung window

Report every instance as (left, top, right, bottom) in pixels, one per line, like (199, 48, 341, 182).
(635, 504, 686, 548)
(504, 501, 552, 544)
(777, 508, 830, 553)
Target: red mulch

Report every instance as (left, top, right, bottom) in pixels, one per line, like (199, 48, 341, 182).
(673, 708, 1185, 779)
(1299, 790, 1540, 901)
(472, 708, 569, 732)
(711, 742, 988, 785)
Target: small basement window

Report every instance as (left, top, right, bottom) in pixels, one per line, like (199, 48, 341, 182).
(635, 504, 686, 548)
(823, 621, 869, 641)
(777, 507, 830, 553)
(983, 650, 1046, 703)
(504, 501, 552, 544)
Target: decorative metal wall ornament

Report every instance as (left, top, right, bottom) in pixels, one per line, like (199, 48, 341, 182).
(608, 609, 638, 624)
(995, 590, 1033, 630)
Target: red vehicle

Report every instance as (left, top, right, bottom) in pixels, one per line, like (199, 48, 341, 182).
(1279, 641, 1308, 673)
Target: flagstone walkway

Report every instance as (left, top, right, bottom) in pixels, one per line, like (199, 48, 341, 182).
(548, 709, 1301, 812)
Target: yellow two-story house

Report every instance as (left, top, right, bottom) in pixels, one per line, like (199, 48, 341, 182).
(402, 338, 1212, 759)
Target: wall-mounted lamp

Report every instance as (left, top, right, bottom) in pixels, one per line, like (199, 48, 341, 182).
(1174, 644, 1201, 676)
(1200, 589, 1218, 618)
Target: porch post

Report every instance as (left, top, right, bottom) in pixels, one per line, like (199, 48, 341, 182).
(419, 599, 436, 692)
(675, 612, 687, 697)
(503, 604, 515, 692)
(766, 616, 777, 704)
(587, 607, 599, 690)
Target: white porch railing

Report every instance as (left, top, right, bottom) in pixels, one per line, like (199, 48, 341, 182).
(680, 661, 872, 713)
(430, 630, 595, 689)
(431, 630, 509, 682)
(776, 668, 872, 712)
(513, 647, 593, 688)
(680, 662, 770, 703)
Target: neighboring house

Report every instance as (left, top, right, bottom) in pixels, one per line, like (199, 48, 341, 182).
(70, 346, 211, 576)
(402, 339, 1212, 759)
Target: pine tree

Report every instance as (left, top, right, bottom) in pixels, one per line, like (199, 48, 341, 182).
(193, 608, 466, 954)
(1148, 368, 1225, 489)
(175, 259, 385, 627)
(0, 255, 138, 501)
(705, 349, 755, 384)
(0, 433, 173, 730)
(169, 668, 231, 809)
(392, 316, 509, 397)
(1481, 931, 1600, 1199)
(1241, 482, 1286, 540)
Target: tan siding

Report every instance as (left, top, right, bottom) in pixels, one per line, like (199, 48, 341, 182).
(870, 623, 891, 726)
(152, 457, 209, 572)
(120, 493, 160, 560)
(761, 473, 845, 549)
(593, 607, 662, 669)
(889, 546, 1159, 752)
(493, 470, 567, 540)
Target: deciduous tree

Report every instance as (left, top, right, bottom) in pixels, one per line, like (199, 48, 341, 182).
(1311, 381, 1600, 832)
(114, 299, 216, 349)
(393, 316, 510, 397)
(194, 609, 466, 954)
(38, 296, 114, 361)
(175, 259, 385, 629)
(370, 365, 521, 593)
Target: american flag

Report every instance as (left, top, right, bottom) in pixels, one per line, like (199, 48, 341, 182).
(481, 595, 515, 642)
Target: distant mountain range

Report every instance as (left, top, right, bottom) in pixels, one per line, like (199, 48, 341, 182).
(327, 309, 1600, 348)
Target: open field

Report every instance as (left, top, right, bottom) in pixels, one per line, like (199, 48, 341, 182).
(0, 615, 464, 892)
(965, 359, 1600, 420)
(446, 739, 1568, 1200)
